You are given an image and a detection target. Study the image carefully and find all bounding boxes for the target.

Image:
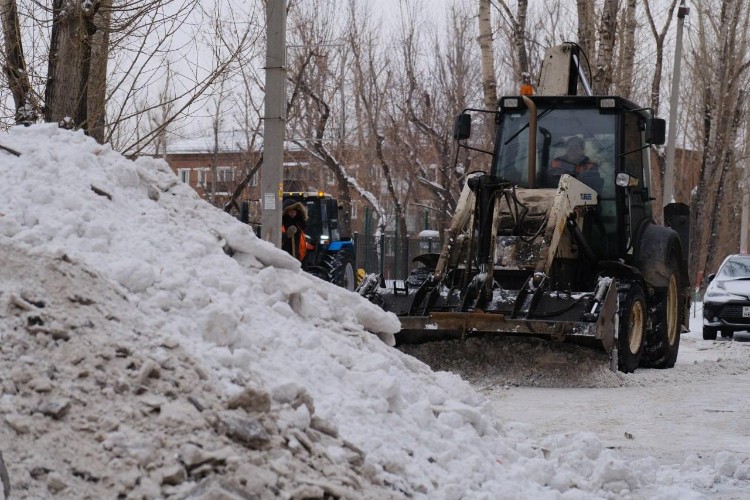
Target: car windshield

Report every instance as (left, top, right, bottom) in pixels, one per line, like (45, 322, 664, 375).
(717, 256, 750, 279)
(492, 106, 615, 195)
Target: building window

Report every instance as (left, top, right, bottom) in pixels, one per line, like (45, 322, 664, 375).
(213, 166, 235, 195)
(283, 161, 310, 183)
(251, 170, 259, 186)
(197, 168, 207, 185)
(351, 203, 358, 220)
(326, 170, 335, 186)
(216, 166, 235, 183)
(178, 168, 190, 183)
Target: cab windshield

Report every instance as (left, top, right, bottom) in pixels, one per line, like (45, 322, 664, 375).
(492, 106, 616, 197)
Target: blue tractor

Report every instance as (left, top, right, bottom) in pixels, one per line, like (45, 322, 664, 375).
(283, 191, 357, 291)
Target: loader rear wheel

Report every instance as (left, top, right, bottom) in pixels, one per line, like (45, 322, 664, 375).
(618, 285, 646, 373)
(324, 250, 356, 291)
(641, 263, 682, 369)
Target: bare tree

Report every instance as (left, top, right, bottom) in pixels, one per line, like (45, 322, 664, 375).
(688, 0, 750, 282)
(400, 2, 480, 229)
(642, 0, 681, 116)
(1, 0, 261, 152)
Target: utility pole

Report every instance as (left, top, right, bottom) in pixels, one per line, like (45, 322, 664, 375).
(663, 1, 689, 208)
(261, 0, 287, 247)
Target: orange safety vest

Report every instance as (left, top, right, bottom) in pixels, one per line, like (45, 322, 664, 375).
(550, 156, 598, 176)
(282, 225, 307, 261)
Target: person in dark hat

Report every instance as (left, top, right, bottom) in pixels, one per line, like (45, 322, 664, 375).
(281, 199, 308, 260)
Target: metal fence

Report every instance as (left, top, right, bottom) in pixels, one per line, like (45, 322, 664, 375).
(352, 233, 443, 280)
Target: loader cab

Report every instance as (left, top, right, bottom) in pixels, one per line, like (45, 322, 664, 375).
(488, 95, 660, 261)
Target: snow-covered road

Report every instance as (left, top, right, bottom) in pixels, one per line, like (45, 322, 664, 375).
(401, 304, 750, 497)
(485, 333, 750, 466)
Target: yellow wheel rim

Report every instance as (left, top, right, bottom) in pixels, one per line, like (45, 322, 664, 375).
(629, 298, 645, 354)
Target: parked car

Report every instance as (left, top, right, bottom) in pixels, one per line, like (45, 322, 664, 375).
(703, 254, 750, 340)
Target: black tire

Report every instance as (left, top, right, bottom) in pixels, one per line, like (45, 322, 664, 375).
(720, 329, 734, 339)
(641, 260, 683, 368)
(324, 250, 356, 291)
(618, 284, 646, 373)
(703, 326, 718, 340)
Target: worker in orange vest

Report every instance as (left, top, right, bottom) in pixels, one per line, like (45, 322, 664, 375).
(281, 199, 309, 261)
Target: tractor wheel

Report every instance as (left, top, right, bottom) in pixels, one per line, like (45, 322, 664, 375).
(324, 251, 356, 291)
(703, 326, 718, 340)
(641, 260, 683, 369)
(618, 284, 646, 373)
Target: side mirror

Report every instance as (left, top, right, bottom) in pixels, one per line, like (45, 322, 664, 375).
(454, 113, 471, 140)
(646, 118, 666, 145)
(707, 273, 716, 284)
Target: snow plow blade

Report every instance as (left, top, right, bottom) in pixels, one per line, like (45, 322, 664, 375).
(394, 277, 618, 359)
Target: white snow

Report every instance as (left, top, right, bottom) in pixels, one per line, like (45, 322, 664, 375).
(0, 124, 747, 499)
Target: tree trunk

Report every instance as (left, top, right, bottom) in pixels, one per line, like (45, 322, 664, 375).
(45, 0, 101, 132)
(87, 0, 111, 143)
(592, 0, 618, 94)
(618, 0, 637, 98)
(1, 0, 37, 123)
(477, 0, 497, 111)
(46, 0, 85, 124)
(514, 0, 529, 85)
(576, 0, 596, 66)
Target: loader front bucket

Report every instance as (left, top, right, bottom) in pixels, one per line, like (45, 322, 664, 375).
(395, 277, 618, 359)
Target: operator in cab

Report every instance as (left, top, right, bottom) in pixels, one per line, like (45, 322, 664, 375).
(548, 135, 603, 192)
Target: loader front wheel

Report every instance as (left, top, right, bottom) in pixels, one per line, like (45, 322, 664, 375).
(641, 264, 683, 369)
(618, 285, 646, 373)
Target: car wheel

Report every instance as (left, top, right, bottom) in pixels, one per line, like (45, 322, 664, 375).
(703, 326, 718, 340)
(641, 258, 683, 369)
(618, 284, 646, 373)
(720, 329, 734, 339)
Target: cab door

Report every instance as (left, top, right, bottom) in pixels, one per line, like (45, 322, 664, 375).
(619, 113, 650, 256)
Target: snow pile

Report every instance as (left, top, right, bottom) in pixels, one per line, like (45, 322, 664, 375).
(0, 125, 745, 498)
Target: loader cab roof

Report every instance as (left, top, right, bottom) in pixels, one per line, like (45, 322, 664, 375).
(498, 95, 653, 120)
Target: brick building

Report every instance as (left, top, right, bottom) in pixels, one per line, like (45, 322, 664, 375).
(162, 131, 444, 237)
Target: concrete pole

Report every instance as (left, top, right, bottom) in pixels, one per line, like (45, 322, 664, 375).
(261, 0, 287, 247)
(663, 2, 689, 208)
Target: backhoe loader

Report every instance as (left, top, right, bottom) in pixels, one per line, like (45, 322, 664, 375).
(359, 43, 690, 372)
